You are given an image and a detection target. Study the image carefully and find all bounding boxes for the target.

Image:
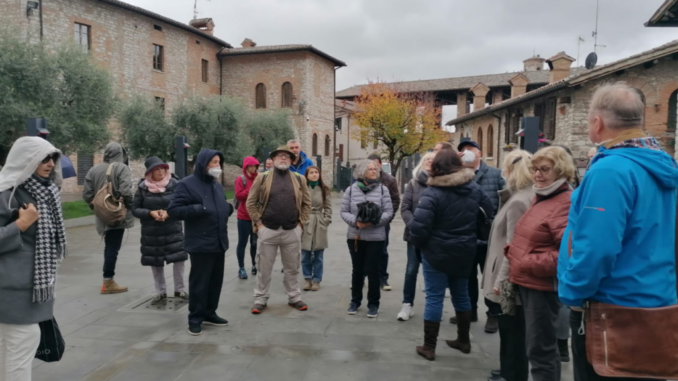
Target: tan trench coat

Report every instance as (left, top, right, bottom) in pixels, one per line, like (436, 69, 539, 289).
(301, 186, 332, 251)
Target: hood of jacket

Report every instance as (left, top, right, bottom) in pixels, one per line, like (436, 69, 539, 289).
(104, 142, 128, 164)
(242, 156, 260, 181)
(0, 137, 63, 193)
(297, 151, 309, 165)
(594, 145, 678, 190)
(427, 168, 475, 189)
(195, 148, 224, 183)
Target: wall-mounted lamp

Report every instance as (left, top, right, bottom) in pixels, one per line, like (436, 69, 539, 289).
(26, 1, 39, 16)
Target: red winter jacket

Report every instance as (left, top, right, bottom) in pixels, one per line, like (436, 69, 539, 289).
(506, 182, 571, 292)
(235, 156, 260, 221)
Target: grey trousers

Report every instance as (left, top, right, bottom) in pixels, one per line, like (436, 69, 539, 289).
(254, 226, 303, 305)
(519, 286, 562, 381)
(150, 262, 186, 295)
(557, 304, 571, 340)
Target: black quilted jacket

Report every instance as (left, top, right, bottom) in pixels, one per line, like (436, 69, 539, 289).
(474, 161, 505, 215)
(410, 168, 494, 277)
(132, 176, 187, 266)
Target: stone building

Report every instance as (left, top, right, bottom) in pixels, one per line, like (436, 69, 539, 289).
(334, 99, 387, 167)
(0, 0, 344, 190)
(445, 40, 678, 167)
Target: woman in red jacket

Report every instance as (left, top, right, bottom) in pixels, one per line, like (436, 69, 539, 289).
(235, 156, 260, 279)
(505, 146, 575, 381)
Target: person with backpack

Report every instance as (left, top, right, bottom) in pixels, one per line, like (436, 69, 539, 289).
(235, 156, 260, 279)
(132, 157, 187, 304)
(301, 166, 332, 291)
(168, 149, 234, 336)
(82, 142, 134, 295)
(0, 137, 66, 381)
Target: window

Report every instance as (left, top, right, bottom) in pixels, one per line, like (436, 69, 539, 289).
(477, 127, 484, 152)
(325, 135, 331, 157)
(487, 125, 494, 157)
(77, 154, 93, 186)
(153, 24, 162, 31)
(153, 44, 164, 71)
(255, 83, 266, 109)
(506, 109, 522, 144)
(312, 134, 318, 156)
(543, 98, 557, 139)
(281, 82, 293, 108)
(74, 23, 90, 53)
(155, 97, 165, 112)
(335, 117, 342, 131)
(668, 90, 678, 132)
(201, 59, 209, 83)
(339, 144, 344, 161)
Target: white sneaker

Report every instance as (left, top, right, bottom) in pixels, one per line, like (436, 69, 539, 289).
(397, 303, 415, 321)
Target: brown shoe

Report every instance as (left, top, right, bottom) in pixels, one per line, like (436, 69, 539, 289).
(101, 279, 128, 294)
(311, 282, 320, 291)
(446, 311, 472, 354)
(416, 320, 440, 361)
(303, 279, 312, 291)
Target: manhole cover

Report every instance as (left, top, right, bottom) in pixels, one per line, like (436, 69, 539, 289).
(118, 296, 189, 314)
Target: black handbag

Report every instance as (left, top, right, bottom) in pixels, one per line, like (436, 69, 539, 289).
(35, 317, 65, 362)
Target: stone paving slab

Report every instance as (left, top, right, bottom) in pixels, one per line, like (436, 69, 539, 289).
(31, 195, 574, 381)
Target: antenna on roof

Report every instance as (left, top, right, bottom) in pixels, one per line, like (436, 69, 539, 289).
(577, 36, 585, 66)
(592, 0, 605, 53)
(193, 0, 211, 19)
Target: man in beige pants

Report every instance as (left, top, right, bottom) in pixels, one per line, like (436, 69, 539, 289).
(246, 145, 311, 314)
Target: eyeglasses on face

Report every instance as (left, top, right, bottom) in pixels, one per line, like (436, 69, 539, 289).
(42, 153, 59, 164)
(275, 154, 291, 159)
(529, 166, 552, 174)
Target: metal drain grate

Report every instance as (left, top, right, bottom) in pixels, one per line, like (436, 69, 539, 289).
(118, 295, 189, 314)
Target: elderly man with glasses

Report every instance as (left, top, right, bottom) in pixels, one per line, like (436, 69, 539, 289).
(246, 146, 312, 314)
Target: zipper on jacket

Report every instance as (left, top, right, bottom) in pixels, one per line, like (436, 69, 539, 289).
(602, 313, 609, 367)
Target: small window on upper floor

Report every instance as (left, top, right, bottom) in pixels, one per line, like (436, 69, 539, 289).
(325, 135, 331, 157)
(153, 44, 164, 71)
(74, 23, 90, 53)
(201, 60, 209, 83)
(312, 134, 318, 156)
(255, 83, 266, 109)
(154, 24, 163, 31)
(281, 82, 293, 108)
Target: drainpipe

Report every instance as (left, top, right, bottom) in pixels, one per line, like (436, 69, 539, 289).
(219, 56, 223, 96)
(491, 112, 503, 164)
(333, 66, 341, 185)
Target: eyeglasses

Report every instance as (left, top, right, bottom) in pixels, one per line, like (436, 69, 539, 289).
(42, 153, 59, 164)
(275, 154, 291, 159)
(529, 166, 552, 174)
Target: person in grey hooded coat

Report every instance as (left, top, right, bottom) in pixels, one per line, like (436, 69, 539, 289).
(0, 137, 66, 381)
(83, 142, 134, 294)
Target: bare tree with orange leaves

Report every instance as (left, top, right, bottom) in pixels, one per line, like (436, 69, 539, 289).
(352, 82, 446, 175)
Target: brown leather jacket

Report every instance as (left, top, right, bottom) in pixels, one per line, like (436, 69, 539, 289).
(506, 182, 571, 292)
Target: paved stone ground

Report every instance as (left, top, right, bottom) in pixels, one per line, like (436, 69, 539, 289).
(33, 195, 574, 381)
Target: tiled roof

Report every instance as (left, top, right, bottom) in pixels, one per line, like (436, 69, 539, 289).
(97, 0, 232, 48)
(335, 69, 587, 99)
(646, 0, 678, 27)
(219, 44, 346, 67)
(444, 39, 678, 126)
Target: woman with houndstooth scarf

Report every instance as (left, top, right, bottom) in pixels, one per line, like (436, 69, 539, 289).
(0, 137, 66, 381)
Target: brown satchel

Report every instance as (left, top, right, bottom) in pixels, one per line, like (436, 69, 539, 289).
(91, 163, 127, 226)
(569, 201, 678, 379)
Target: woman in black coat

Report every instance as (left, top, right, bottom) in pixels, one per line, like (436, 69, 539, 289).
(409, 149, 494, 361)
(132, 157, 187, 303)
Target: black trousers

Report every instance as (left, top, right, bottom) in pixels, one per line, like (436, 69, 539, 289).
(468, 242, 502, 315)
(348, 240, 383, 308)
(103, 229, 125, 279)
(569, 310, 656, 381)
(520, 286, 562, 381)
(498, 306, 529, 381)
(188, 252, 225, 325)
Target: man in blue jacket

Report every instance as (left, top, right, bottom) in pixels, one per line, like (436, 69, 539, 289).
(168, 149, 234, 336)
(558, 83, 678, 380)
(288, 139, 313, 175)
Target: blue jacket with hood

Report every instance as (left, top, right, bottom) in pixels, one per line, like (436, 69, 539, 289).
(168, 149, 233, 254)
(290, 151, 313, 175)
(558, 142, 678, 308)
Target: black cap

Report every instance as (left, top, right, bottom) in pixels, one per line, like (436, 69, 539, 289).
(457, 140, 481, 151)
(144, 156, 169, 174)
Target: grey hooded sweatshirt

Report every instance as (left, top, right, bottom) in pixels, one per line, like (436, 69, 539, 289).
(83, 142, 135, 235)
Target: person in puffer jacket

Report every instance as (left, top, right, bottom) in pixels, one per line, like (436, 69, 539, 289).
(341, 161, 393, 319)
(132, 157, 187, 304)
(505, 146, 574, 381)
(235, 156, 260, 280)
(409, 149, 494, 361)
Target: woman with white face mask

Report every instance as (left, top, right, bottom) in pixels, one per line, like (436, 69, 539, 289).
(168, 149, 234, 337)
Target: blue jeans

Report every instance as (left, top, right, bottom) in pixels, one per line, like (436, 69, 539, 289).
(402, 243, 422, 305)
(422, 257, 471, 322)
(301, 250, 324, 282)
(236, 219, 257, 268)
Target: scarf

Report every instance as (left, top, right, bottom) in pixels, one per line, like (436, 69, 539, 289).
(21, 176, 67, 303)
(534, 178, 568, 197)
(358, 178, 380, 194)
(308, 180, 319, 189)
(144, 170, 171, 193)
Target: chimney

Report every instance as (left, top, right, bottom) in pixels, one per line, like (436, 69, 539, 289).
(470, 83, 490, 112)
(523, 55, 545, 71)
(509, 73, 530, 98)
(546, 52, 576, 84)
(241, 38, 257, 48)
(189, 18, 215, 36)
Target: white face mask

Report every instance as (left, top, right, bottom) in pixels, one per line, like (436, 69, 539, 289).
(208, 167, 222, 178)
(461, 150, 476, 164)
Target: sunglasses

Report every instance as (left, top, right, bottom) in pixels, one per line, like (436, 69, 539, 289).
(41, 153, 59, 164)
